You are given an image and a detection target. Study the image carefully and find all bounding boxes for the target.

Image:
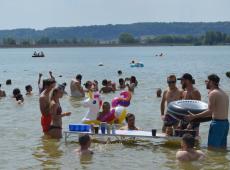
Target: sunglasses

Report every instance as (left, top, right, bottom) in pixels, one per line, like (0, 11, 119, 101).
(167, 81, 176, 84)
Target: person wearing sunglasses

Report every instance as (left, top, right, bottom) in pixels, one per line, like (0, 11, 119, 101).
(186, 74, 229, 150)
(161, 75, 183, 133)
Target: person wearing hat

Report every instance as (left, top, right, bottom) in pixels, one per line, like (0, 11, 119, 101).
(177, 73, 201, 100)
(187, 74, 229, 150)
(177, 73, 201, 136)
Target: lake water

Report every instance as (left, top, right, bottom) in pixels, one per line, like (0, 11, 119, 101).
(0, 46, 230, 169)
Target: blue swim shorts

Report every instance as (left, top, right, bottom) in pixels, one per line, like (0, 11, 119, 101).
(208, 119, 229, 148)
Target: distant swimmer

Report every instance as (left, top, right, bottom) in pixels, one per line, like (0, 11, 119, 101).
(99, 79, 115, 93)
(0, 84, 6, 97)
(98, 63, 104, 66)
(176, 134, 205, 161)
(70, 74, 85, 98)
(25, 85, 33, 95)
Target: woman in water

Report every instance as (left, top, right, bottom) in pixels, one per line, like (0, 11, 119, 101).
(48, 85, 71, 139)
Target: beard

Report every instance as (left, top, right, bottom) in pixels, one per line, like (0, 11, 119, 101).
(206, 83, 210, 89)
(182, 83, 187, 90)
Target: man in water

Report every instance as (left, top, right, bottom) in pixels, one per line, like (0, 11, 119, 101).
(177, 73, 201, 135)
(39, 78, 56, 134)
(76, 134, 93, 156)
(187, 74, 229, 150)
(178, 73, 201, 100)
(161, 75, 183, 132)
(120, 113, 140, 130)
(70, 74, 85, 97)
(176, 134, 205, 161)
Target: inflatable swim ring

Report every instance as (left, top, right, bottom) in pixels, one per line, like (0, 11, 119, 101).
(112, 91, 132, 107)
(167, 100, 211, 123)
(130, 63, 144, 68)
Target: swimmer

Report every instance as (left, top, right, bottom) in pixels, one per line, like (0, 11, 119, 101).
(156, 88, 162, 98)
(118, 78, 126, 89)
(84, 81, 94, 93)
(176, 134, 205, 161)
(126, 76, 138, 92)
(117, 70, 122, 76)
(0, 84, 6, 97)
(6, 79, 12, 85)
(25, 85, 33, 95)
(70, 74, 85, 97)
(120, 113, 140, 130)
(99, 79, 115, 93)
(12, 88, 21, 98)
(15, 94, 24, 104)
(76, 134, 93, 156)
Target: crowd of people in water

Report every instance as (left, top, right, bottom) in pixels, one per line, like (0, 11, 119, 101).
(0, 70, 229, 162)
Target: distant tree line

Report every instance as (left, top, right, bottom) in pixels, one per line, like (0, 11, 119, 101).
(118, 31, 230, 45)
(1, 31, 230, 47)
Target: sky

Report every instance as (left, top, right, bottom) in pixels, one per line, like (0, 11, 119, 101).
(0, 0, 230, 30)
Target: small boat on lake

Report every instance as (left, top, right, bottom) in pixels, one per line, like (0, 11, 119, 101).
(32, 51, 45, 57)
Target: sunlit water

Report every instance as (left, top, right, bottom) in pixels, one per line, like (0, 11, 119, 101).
(0, 46, 230, 169)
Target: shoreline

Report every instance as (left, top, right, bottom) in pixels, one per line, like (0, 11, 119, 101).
(0, 43, 230, 49)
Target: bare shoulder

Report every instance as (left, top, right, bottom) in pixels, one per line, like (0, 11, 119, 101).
(176, 150, 188, 161)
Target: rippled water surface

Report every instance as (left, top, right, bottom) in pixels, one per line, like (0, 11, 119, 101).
(0, 46, 230, 169)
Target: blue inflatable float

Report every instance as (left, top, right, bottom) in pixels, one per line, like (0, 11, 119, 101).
(130, 63, 144, 68)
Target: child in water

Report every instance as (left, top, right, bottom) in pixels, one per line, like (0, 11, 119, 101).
(76, 134, 93, 156)
(97, 102, 114, 123)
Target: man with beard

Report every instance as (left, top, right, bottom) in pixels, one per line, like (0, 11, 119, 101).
(177, 73, 201, 135)
(187, 74, 229, 150)
(161, 75, 183, 133)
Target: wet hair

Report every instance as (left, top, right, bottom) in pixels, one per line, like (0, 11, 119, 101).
(182, 134, 195, 148)
(130, 76, 137, 85)
(125, 113, 135, 123)
(25, 85, 32, 92)
(79, 134, 90, 146)
(16, 94, 24, 102)
(76, 74, 82, 81)
(84, 81, 92, 89)
(208, 74, 220, 86)
(13, 88, 21, 97)
(102, 79, 108, 86)
(118, 70, 122, 75)
(0, 84, 1, 88)
(6, 79, 12, 85)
